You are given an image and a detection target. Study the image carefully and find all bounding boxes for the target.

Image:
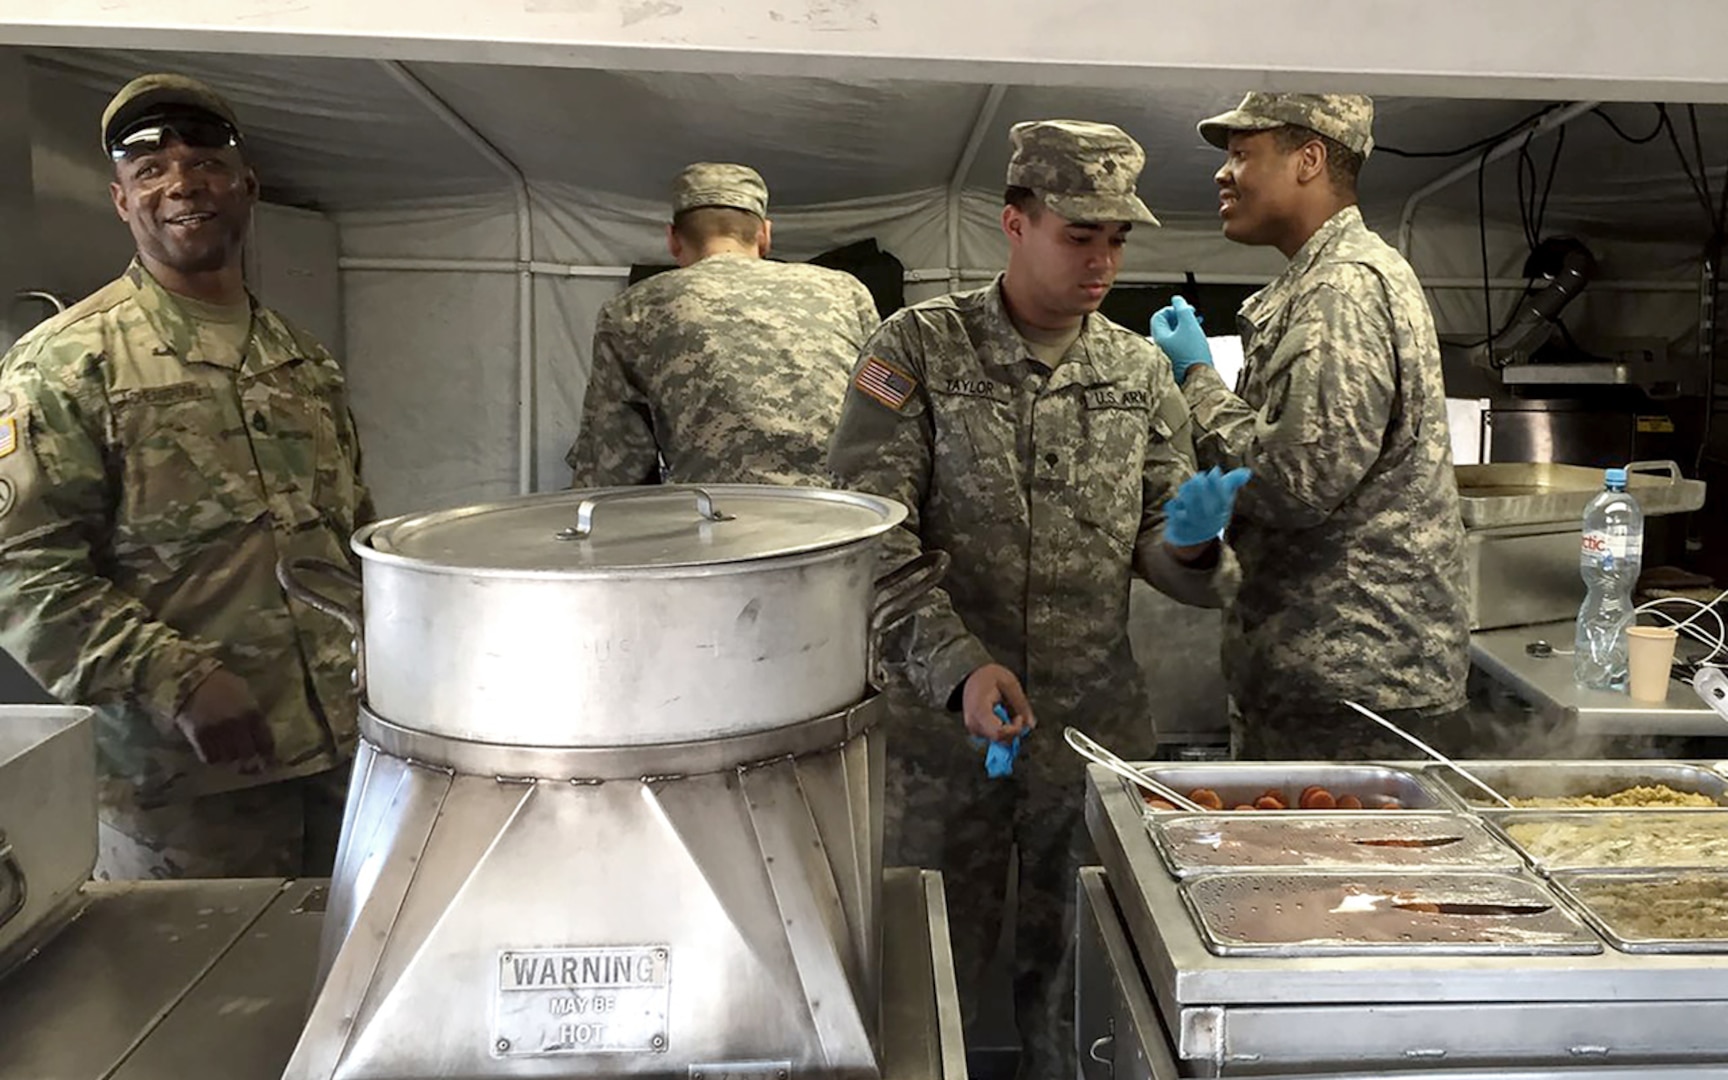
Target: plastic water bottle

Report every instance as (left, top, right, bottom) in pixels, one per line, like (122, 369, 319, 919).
(1573, 467, 1644, 690)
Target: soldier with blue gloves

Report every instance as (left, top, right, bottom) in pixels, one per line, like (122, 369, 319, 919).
(829, 119, 1247, 1079)
(1153, 93, 1471, 761)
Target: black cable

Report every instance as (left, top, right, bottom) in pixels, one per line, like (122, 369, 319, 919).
(1377, 103, 1565, 159)
(1534, 125, 1567, 242)
(1663, 104, 1716, 221)
(1590, 104, 1666, 145)
(1689, 105, 1718, 235)
(1477, 144, 1497, 361)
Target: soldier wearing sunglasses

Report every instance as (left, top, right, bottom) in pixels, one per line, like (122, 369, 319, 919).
(0, 74, 373, 880)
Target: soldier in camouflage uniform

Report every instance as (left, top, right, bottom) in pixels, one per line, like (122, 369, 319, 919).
(0, 74, 371, 879)
(829, 121, 1248, 1078)
(1151, 93, 1471, 759)
(566, 162, 880, 487)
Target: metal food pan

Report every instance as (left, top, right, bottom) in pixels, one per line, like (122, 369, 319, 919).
(1551, 869, 1728, 954)
(1177, 870, 1602, 957)
(1484, 809, 1728, 873)
(1428, 761, 1728, 813)
(1457, 460, 1706, 529)
(1149, 811, 1525, 878)
(1126, 763, 1447, 815)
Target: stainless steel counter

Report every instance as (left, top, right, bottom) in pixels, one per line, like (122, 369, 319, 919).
(1082, 762, 1728, 1076)
(0, 869, 965, 1080)
(1471, 619, 1728, 737)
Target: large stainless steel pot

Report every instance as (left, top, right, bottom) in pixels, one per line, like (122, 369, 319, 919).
(278, 484, 939, 747)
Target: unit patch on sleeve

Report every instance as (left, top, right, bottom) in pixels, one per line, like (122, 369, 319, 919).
(853, 356, 918, 411)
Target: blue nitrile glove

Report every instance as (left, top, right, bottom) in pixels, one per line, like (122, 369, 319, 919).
(1163, 466, 1253, 547)
(970, 703, 1026, 778)
(985, 703, 1025, 778)
(1150, 295, 1213, 385)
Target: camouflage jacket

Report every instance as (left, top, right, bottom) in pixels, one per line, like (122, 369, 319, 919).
(0, 261, 373, 810)
(567, 254, 880, 487)
(829, 278, 1230, 735)
(1183, 207, 1469, 723)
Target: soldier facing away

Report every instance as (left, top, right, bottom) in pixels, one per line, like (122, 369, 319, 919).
(566, 162, 881, 488)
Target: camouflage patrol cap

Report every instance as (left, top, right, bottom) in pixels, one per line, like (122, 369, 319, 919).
(672, 163, 769, 219)
(101, 73, 242, 153)
(1006, 120, 1160, 226)
(1198, 93, 1375, 157)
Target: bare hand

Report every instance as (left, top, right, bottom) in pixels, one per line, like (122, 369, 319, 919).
(961, 663, 1035, 744)
(174, 668, 276, 766)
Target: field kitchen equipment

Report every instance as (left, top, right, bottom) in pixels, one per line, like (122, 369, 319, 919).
(0, 705, 95, 982)
(1456, 460, 1705, 630)
(276, 484, 957, 1080)
(1079, 758, 1728, 1079)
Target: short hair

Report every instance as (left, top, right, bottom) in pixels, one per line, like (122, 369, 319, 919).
(1004, 185, 1043, 216)
(1271, 125, 1363, 192)
(671, 206, 763, 246)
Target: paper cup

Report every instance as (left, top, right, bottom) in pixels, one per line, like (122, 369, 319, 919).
(1626, 626, 1680, 703)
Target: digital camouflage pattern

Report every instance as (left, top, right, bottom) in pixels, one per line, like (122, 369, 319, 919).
(670, 162, 769, 217)
(1005, 119, 1160, 225)
(1198, 92, 1377, 156)
(1183, 207, 1470, 754)
(567, 253, 881, 487)
(828, 277, 1230, 1077)
(0, 261, 373, 816)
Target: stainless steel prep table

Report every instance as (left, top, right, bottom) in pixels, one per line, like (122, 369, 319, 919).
(1471, 618, 1728, 737)
(0, 869, 966, 1080)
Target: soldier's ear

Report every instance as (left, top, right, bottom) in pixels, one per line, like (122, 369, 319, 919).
(109, 177, 131, 224)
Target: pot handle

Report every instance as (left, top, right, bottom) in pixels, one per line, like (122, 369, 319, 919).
(1626, 460, 1681, 485)
(276, 557, 367, 696)
(871, 550, 951, 635)
(556, 487, 733, 540)
(0, 831, 26, 931)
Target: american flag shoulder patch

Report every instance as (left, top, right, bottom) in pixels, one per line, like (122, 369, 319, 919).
(0, 416, 15, 460)
(853, 355, 918, 411)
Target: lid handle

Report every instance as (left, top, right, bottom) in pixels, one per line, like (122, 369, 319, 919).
(556, 486, 734, 541)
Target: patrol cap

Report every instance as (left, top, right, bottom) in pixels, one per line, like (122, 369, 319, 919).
(102, 73, 242, 155)
(1006, 119, 1160, 226)
(672, 163, 769, 218)
(1197, 93, 1375, 158)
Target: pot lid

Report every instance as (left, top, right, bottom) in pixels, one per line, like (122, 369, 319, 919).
(359, 484, 908, 573)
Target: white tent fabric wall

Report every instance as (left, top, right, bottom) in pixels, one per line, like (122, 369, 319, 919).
(14, 45, 1728, 518)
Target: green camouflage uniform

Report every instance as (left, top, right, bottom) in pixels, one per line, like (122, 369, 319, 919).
(829, 121, 1228, 1079)
(0, 260, 372, 877)
(1186, 93, 1471, 759)
(567, 162, 881, 487)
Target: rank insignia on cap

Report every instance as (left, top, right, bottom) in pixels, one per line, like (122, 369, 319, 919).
(0, 416, 16, 460)
(854, 356, 917, 411)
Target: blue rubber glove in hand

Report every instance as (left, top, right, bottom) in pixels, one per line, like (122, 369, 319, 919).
(1163, 466, 1252, 547)
(970, 703, 1026, 779)
(1150, 295, 1213, 385)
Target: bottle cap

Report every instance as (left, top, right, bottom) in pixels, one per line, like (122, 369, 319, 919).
(1605, 467, 1628, 488)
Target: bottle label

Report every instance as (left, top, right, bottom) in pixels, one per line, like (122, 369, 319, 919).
(1582, 530, 1641, 563)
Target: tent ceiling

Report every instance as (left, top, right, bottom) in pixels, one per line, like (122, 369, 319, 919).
(25, 46, 1728, 254)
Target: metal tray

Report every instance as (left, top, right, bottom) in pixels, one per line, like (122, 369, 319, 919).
(0, 706, 96, 981)
(1485, 809, 1728, 873)
(1126, 763, 1446, 814)
(1177, 870, 1602, 957)
(1457, 460, 1706, 529)
(1428, 761, 1728, 812)
(1149, 812, 1524, 878)
(1551, 869, 1728, 954)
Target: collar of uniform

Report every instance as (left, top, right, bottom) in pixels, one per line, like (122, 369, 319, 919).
(979, 273, 1106, 387)
(119, 260, 310, 377)
(1239, 205, 1363, 333)
(122, 260, 253, 372)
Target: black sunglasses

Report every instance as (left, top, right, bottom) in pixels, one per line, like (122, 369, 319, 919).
(108, 116, 242, 161)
